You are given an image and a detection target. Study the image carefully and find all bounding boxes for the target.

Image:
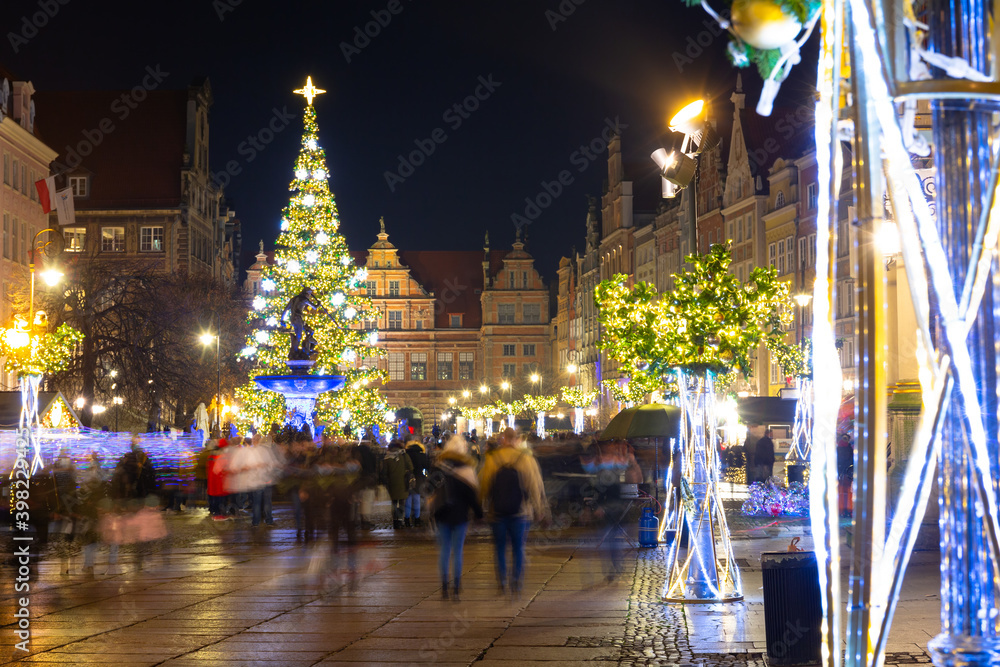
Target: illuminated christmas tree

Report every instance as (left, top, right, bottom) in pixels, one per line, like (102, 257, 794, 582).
(234, 78, 387, 436)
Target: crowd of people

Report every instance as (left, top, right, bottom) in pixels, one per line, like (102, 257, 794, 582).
(5, 425, 665, 593)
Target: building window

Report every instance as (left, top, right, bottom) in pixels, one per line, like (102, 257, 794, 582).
(21, 166, 26, 194)
(502, 344, 516, 356)
(20, 222, 26, 264)
(388, 280, 400, 296)
(508, 271, 515, 288)
(102, 227, 125, 252)
(415, 320, 423, 330)
(387, 311, 402, 330)
(1, 214, 7, 259)
(807, 183, 818, 210)
(11, 160, 18, 192)
(2, 154, 7, 185)
(140, 226, 164, 252)
(388, 352, 404, 381)
(29, 171, 35, 201)
(498, 303, 515, 324)
(746, 216, 753, 238)
(523, 344, 535, 356)
(365, 280, 376, 296)
(837, 221, 850, 257)
(410, 352, 427, 381)
(775, 190, 785, 209)
(450, 314, 462, 327)
(437, 352, 453, 380)
(777, 239, 786, 274)
(768, 242, 776, 270)
(502, 362, 516, 377)
(522, 271, 528, 288)
(808, 233, 817, 267)
(785, 235, 794, 274)
(11, 219, 17, 264)
(459, 352, 473, 380)
(523, 303, 541, 323)
(770, 359, 782, 384)
(64, 227, 86, 253)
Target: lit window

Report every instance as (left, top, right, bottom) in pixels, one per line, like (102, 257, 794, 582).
(459, 352, 473, 380)
(388, 353, 404, 381)
(410, 352, 427, 381)
(365, 280, 376, 296)
(102, 227, 125, 252)
(140, 226, 164, 252)
(775, 191, 785, 209)
(437, 352, 453, 380)
(64, 227, 86, 253)
(388, 280, 400, 296)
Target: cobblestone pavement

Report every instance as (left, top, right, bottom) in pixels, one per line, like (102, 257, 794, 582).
(0, 503, 939, 666)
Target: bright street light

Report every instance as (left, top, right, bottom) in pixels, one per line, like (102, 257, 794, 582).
(40, 268, 63, 287)
(92, 405, 106, 415)
(794, 293, 813, 307)
(74, 397, 85, 410)
(448, 397, 456, 405)
(199, 332, 216, 346)
(566, 363, 577, 374)
(479, 385, 488, 394)
(462, 390, 470, 399)
(501, 381, 510, 390)
(530, 373, 540, 383)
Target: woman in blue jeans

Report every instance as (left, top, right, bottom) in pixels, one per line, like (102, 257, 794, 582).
(432, 436, 482, 601)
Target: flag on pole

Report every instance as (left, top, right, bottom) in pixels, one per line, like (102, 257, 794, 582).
(53, 187, 75, 226)
(34, 176, 57, 213)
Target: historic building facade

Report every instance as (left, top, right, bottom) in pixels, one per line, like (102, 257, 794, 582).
(0, 70, 59, 390)
(34, 78, 238, 286)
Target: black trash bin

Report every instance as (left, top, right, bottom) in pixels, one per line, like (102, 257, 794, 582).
(761, 550, 822, 665)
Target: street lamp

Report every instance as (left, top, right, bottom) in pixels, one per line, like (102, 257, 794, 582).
(200, 329, 221, 432)
(113, 396, 123, 431)
(793, 292, 813, 345)
(462, 390, 470, 399)
(530, 373, 540, 396)
(566, 363, 577, 374)
(479, 384, 488, 395)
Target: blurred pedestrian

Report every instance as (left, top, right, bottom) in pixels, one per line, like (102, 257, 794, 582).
(352, 439, 377, 530)
(754, 429, 776, 482)
(207, 438, 231, 520)
(404, 439, 429, 528)
(382, 441, 413, 529)
(478, 428, 548, 597)
(431, 435, 482, 601)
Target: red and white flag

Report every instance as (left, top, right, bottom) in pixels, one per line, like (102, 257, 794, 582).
(35, 176, 57, 213)
(35, 177, 76, 225)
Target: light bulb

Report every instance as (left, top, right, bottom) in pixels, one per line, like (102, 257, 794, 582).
(295, 168, 308, 179)
(306, 250, 319, 263)
(342, 348, 357, 361)
(303, 194, 315, 207)
(313, 169, 326, 180)
(280, 219, 289, 231)
(252, 295, 265, 311)
(261, 278, 275, 292)
(344, 306, 357, 319)
(340, 255, 351, 266)
(266, 316, 279, 327)
(355, 268, 368, 281)
(241, 346, 258, 356)
(306, 138, 317, 150)
(287, 260, 301, 273)
(368, 331, 378, 345)
(330, 292, 345, 306)
(316, 231, 330, 245)
(254, 330, 268, 344)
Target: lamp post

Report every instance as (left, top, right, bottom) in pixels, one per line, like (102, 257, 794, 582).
(530, 373, 540, 396)
(793, 292, 813, 346)
(113, 396, 123, 432)
(200, 325, 221, 433)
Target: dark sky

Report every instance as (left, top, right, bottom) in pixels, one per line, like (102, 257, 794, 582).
(1, 0, 816, 281)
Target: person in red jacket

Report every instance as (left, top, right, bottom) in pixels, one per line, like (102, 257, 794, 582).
(206, 439, 231, 520)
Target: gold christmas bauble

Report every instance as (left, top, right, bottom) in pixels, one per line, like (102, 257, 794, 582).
(731, 0, 802, 51)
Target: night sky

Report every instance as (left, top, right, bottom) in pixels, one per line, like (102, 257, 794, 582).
(1, 0, 817, 281)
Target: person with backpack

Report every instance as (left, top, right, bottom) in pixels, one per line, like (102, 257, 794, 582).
(477, 427, 548, 597)
(430, 435, 482, 601)
(382, 441, 413, 529)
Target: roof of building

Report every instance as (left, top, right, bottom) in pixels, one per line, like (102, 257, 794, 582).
(33, 89, 190, 209)
(398, 249, 507, 329)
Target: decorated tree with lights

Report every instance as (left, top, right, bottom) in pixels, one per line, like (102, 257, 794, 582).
(234, 79, 387, 436)
(597, 242, 793, 602)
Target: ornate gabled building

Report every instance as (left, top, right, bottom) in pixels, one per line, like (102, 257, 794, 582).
(246, 222, 552, 435)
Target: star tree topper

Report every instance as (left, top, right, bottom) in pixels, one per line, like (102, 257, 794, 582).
(294, 76, 326, 106)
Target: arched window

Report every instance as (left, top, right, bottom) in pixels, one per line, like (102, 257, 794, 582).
(776, 191, 786, 209)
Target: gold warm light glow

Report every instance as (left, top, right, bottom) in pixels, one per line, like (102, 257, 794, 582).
(40, 268, 63, 287)
(293, 76, 326, 106)
(479, 385, 488, 393)
(669, 99, 706, 134)
(566, 363, 578, 374)
(5, 317, 30, 349)
(501, 381, 510, 390)
(530, 373, 540, 383)
(794, 293, 813, 307)
(199, 332, 217, 346)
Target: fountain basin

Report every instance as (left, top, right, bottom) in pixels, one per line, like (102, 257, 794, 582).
(254, 374, 346, 430)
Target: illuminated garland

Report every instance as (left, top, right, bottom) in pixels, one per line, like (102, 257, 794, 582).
(561, 386, 597, 408)
(0, 319, 84, 377)
(234, 94, 387, 432)
(521, 394, 557, 414)
(741, 480, 809, 517)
